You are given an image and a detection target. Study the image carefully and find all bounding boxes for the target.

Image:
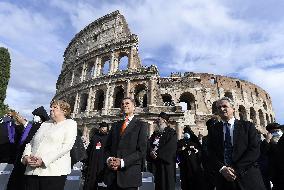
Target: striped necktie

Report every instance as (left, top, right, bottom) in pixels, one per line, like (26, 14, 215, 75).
(120, 117, 129, 135)
(224, 122, 233, 166)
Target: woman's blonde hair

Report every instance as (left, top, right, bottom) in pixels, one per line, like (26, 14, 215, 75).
(50, 99, 71, 117)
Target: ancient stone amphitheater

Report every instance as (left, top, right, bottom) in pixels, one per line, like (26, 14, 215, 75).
(54, 11, 275, 139)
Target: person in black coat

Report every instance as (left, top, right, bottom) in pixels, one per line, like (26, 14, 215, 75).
(149, 112, 177, 190)
(261, 123, 284, 190)
(104, 97, 147, 190)
(146, 129, 162, 178)
(207, 97, 266, 190)
(0, 111, 24, 164)
(177, 126, 204, 190)
(6, 106, 49, 190)
(83, 122, 109, 190)
(202, 117, 219, 190)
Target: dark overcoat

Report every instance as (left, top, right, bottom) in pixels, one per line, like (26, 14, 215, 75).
(83, 133, 108, 190)
(207, 119, 266, 190)
(104, 117, 148, 188)
(154, 127, 177, 190)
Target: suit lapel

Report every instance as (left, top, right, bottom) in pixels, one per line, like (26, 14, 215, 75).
(116, 120, 123, 139)
(216, 122, 224, 153)
(232, 119, 241, 158)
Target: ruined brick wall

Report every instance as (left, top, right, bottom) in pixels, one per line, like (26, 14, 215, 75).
(54, 11, 275, 139)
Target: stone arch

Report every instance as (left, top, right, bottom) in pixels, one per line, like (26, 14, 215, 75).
(64, 72, 72, 87)
(255, 88, 259, 97)
(134, 84, 147, 107)
(210, 77, 216, 84)
(101, 56, 111, 75)
(94, 89, 104, 111)
(224, 91, 233, 100)
(258, 109, 265, 127)
(118, 52, 129, 71)
(238, 105, 247, 121)
(266, 113, 270, 124)
(113, 86, 125, 108)
(86, 62, 95, 80)
(74, 66, 82, 84)
(236, 81, 241, 88)
(79, 93, 88, 112)
(250, 107, 257, 124)
(263, 101, 267, 110)
(161, 94, 173, 106)
(179, 92, 195, 110)
(68, 96, 76, 113)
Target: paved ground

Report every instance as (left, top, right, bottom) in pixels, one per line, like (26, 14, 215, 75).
(0, 163, 182, 190)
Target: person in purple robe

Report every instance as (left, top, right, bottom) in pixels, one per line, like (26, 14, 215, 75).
(0, 110, 23, 164)
(6, 106, 49, 190)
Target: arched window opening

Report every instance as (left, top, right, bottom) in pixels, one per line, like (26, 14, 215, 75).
(67, 73, 72, 87)
(224, 91, 233, 100)
(212, 101, 218, 114)
(179, 92, 195, 111)
(68, 96, 76, 113)
(79, 93, 88, 112)
(162, 94, 173, 106)
(250, 107, 257, 124)
(236, 81, 241, 88)
(74, 66, 82, 84)
(134, 84, 147, 108)
(210, 77, 216, 84)
(266, 113, 270, 124)
(258, 109, 265, 127)
(94, 90, 104, 111)
(102, 58, 110, 75)
(238, 105, 247, 121)
(119, 55, 129, 71)
(86, 63, 95, 80)
(113, 86, 125, 108)
(263, 101, 267, 110)
(255, 88, 259, 97)
(270, 114, 274, 123)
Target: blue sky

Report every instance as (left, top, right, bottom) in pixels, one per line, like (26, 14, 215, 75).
(1, 0, 284, 123)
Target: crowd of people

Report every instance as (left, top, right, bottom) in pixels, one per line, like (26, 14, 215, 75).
(0, 97, 283, 190)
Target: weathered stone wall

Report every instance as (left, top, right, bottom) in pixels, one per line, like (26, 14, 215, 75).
(54, 11, 275, 139)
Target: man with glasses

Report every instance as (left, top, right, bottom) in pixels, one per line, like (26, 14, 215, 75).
(207, 97, 265, 190)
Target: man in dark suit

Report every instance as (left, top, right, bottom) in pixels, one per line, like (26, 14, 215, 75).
(207, 97, 266, 190)
(104, 97, 148, 190)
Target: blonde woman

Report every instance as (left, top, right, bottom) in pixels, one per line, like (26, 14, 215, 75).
(22, 100, 77, 190)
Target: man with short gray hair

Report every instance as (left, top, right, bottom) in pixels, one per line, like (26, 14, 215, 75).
(207, 97, 266, 190)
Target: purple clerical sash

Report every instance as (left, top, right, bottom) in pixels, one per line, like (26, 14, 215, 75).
(7, 121, 15, 143)
(20, 123, 33, 145)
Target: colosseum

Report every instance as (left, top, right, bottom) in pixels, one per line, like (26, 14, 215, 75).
(54, 10, 275, 139)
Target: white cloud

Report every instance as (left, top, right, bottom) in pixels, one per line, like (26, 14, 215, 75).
(0, 2, 64, 119)
(240, 67, 284, 122)
(1, 0, 283, 123)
